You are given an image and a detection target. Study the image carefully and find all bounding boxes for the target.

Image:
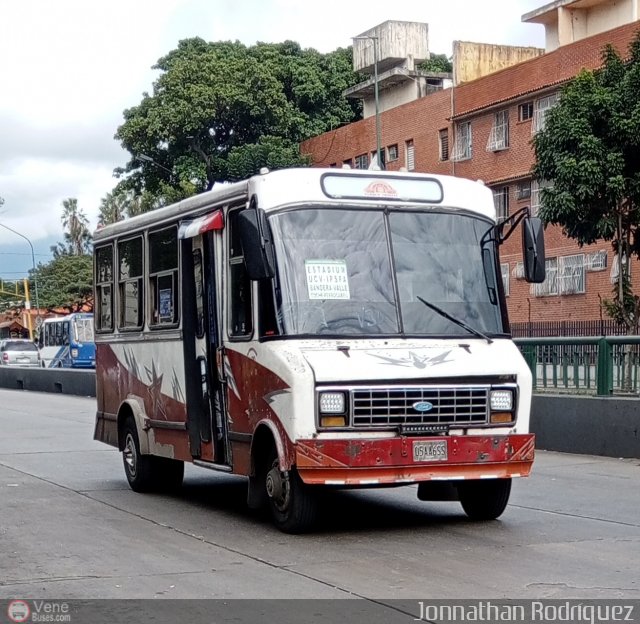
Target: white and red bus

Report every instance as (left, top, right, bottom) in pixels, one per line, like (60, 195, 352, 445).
(93, 167, 545, 532)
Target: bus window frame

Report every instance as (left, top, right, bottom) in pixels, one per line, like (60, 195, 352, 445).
(227, 206, 254, 342)
(117, 234, 145, 332)
(94, 243, 115, 334)
(148, 225, 180, 330)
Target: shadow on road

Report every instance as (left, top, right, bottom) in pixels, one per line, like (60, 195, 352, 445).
(161, 473, 476, 534)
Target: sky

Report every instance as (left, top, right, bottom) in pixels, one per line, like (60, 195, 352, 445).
(0, 0, 546, 278)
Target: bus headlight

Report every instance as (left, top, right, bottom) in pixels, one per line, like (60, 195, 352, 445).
(71, 348, 79, 358)
(489, 389, 515, 424)
(319, 391, 346, 414)
(490, 389, 513, 411)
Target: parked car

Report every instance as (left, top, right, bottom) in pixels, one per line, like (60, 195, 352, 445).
(0, 339, 40, 367)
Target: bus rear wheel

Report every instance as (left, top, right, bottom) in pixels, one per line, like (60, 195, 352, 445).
(122, 417, 184, 493)
(458, 478, 511, 520)
(265, 451, 317, 534)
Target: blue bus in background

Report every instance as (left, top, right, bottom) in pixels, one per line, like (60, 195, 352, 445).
(38, 313, 96, 368)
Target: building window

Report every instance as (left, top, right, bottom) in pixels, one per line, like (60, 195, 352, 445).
(516, 180, 531, 201)
(148, 226, 179, 326)
(405, 140, 415, 171)
(558, 254, 586, 295)
(532, 93, 559, 134)
(343, 158, 353, 168)
(501, 263, 510, 296)
(118, 236, 144, 329)
(531, 179, 553, 217)
(329, 163, 337, 168)
(387, 144, 399, 162)
(610, 253, 630, 283)
(228, 208, 253, 338)
(512, 261, 525, 280)
(532, 257, 558, 297)
(492, 186, 510, 220)
(439, 129, 449, 161)
(586, 250, 607, 272)
(518, 102, 534, 122)
(451, 122, 472, 161)
(486, 110, 509, 151)
(95, 245, 113, 332)
(371, 149, 385, 169)
(354, 153, 369, 169)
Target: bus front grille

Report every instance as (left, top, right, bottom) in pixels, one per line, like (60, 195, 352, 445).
(351, 386, 489, 427)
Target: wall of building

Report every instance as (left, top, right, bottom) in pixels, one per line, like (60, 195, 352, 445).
(533, 0, 637, 51)
(453, 42, 544, 85)
(363, 80, 422, 117)
(301, 88, 453, 174)
(354, 21, 429, 74)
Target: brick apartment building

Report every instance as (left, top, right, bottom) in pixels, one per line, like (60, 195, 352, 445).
(300, 9, 640, 330)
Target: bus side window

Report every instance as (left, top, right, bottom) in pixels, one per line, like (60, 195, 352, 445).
(95, 245, 114, 332)
(229, 208, 253, 338)
(118, 236, 144, 330)
(149, 226, 179, 327)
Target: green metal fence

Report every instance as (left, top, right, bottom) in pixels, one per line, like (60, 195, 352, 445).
(514, 336, 640, 396)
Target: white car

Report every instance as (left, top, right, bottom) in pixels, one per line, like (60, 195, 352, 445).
(0, 339, 41, 367)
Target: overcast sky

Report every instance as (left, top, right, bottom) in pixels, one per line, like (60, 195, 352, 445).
(0, 0, 545, 276)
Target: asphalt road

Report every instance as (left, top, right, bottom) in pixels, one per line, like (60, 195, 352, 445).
(1, 388, 639, 602)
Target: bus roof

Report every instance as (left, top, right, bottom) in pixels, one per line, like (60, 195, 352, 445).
(93, 168, 496, 242)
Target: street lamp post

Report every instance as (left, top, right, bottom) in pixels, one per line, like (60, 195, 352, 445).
(136, 154, 174, 176)
(353, 35, 382, 170)
(0, 221, 41, 322)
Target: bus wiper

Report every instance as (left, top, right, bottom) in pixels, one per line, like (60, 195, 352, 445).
(416, 296, 493, 344)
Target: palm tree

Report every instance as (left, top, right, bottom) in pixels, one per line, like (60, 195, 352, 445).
(61, 198, 91, 255)
(98, 191, 127, 227)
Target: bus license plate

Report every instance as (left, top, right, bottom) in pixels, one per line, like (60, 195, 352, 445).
(413, 440, 448, 462)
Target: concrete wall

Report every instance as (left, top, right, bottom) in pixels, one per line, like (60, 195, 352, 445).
(531, 394, 640, 458)
(0, 366, 96, 397)
(453, 42, 544, 86)
(354, 21, 429, 74)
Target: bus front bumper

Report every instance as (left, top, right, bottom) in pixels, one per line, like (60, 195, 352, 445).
(295, 433, 535, 486)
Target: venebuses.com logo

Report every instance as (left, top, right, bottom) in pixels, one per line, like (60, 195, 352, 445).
(7, 601, 30, 623)
(6, 600, 71, 623)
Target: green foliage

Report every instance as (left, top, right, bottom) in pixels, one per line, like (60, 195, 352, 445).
(418, 53, 453, 73)
(533, 31, 640, 332)
(114, 39, 362, 207)
(29, 255, 93, 313)
(52, 198, 92, 257)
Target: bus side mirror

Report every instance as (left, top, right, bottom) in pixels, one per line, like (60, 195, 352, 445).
(523, 216, 546, 283)
(237, 208, 275, 280)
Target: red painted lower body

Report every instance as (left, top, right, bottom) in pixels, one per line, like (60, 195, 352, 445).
(296, 434, 535, 485)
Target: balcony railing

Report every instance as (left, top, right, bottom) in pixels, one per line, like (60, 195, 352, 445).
(514, 336, 640, 396)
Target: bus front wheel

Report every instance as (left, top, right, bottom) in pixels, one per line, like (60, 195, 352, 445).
(122, 417, 184, 493)
(265, 450, 317, 534)
(458, 478, 511, 520)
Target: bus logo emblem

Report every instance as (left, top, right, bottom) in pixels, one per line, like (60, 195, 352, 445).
(412, 401, 434, 413)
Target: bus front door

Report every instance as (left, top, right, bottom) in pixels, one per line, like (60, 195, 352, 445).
(181, 233, 229, 465)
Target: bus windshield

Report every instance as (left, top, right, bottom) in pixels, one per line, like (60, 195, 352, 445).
(73, 316, 95, 343)
(268, 207, 505, 337)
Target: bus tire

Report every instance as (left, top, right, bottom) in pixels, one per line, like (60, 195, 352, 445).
(458, 478, 511, 520)
(265, 450, 317, 534)
(122, 417, 156, 492)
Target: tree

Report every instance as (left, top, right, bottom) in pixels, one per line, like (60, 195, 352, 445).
(533, 33, 640, 339)
(114, 39, 362, 208)
(29, 255, 93, 313)
(98, 190, 128, 227)
(419, 53, 453, 73)
(52, 198, 92, 257)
